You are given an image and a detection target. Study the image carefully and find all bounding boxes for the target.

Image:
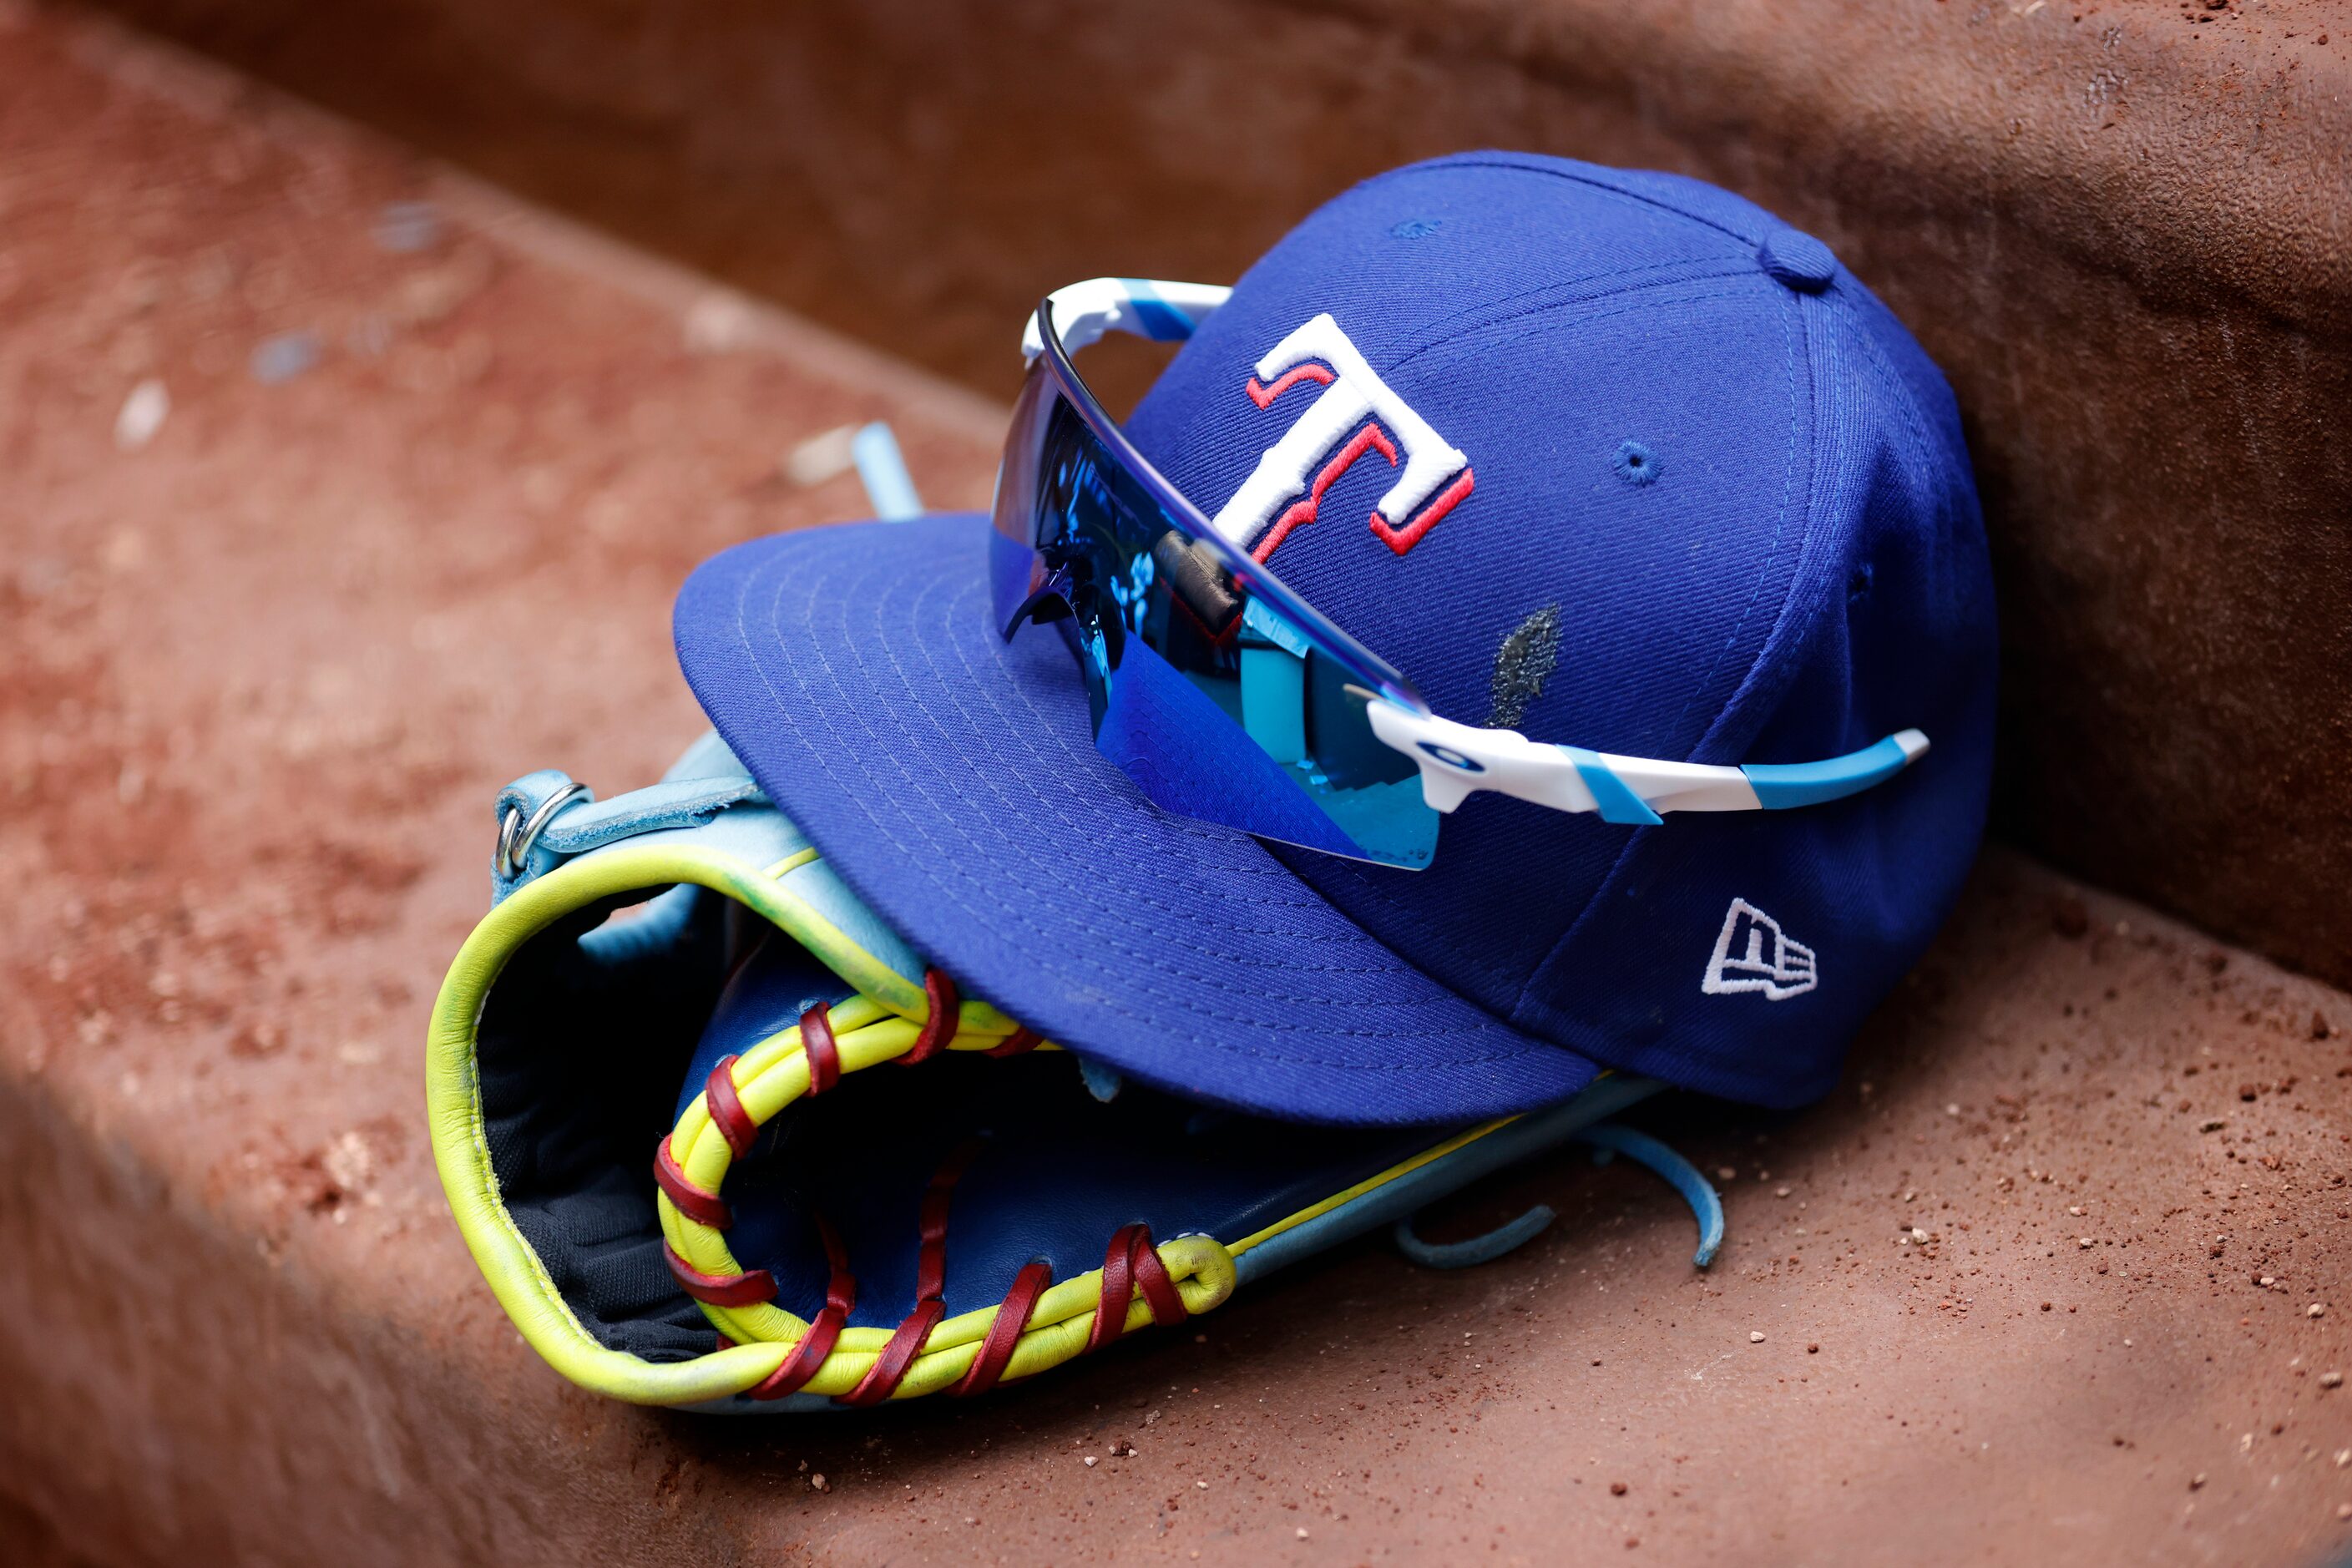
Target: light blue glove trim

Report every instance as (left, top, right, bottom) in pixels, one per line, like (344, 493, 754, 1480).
(1387, 1116, 1725, 1271)
(493, 735, 766, 902)
(1079, 1059, 1126, 1103)
(1576, 1123, 1724, 1267)
(491, 771, 768, 903)
(660, 728, 752, 784)
(699, 1075, 1677, 1415)
(492, 736, 933, 989)
(1393, 1201, 1555, 1268)
(593, 803, 810, 875)
(576, 881, 703, 964)
(773, 855, 927, 989)
(490, 770, 593, 903)
(539, 777, 767, 857)
(1742, 732, 1914, 809)
(1231, 1075, 1664, 1287)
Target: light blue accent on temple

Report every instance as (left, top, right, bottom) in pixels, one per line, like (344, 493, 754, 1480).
(1120, 278, 1196, 341)
(1742, 732, 1914, 809)
(1563, 746, 1662, 826)
(1240, 595, 1313, 657)
(852, 422, 923, 520)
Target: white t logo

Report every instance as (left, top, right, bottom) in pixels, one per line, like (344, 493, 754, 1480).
(1211, 314, 1474, 563)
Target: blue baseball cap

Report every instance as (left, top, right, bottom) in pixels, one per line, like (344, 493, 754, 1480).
(675, 153, 1995, 1125)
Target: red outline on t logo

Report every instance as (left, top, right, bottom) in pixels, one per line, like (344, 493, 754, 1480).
(1212, 314, 1474, 564)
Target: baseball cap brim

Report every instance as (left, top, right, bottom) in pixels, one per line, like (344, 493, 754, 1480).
(674, 512, 1599, 1126)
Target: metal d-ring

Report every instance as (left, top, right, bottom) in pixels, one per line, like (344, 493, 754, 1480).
(495, 781, 592, 880)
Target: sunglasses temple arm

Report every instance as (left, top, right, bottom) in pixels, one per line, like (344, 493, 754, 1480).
(1022, 279, 1237, 361)
(1363, 703, 1929, 826)
(999, 576, 1078, 642)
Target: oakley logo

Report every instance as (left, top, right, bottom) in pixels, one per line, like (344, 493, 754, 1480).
(1415, 741, 1485, 772)
(1702, 898, 1818, 1001)
(1211, 314, 1474, 563)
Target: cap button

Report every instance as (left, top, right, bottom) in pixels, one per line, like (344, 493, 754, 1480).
(1758, 229, 1839, 293)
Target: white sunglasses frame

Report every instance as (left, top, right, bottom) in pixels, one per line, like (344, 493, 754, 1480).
(1018, 278, 1929, 830)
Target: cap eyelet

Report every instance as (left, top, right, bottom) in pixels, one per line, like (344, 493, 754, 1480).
(1613, 440, 1662, 487)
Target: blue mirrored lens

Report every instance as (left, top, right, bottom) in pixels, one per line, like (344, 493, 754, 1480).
(993, 375, 1437, 869)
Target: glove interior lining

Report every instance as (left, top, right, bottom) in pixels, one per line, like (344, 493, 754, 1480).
(474, 875, 1464, 1379)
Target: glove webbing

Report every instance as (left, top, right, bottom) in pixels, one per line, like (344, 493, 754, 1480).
(655, 966, 1192, 1404)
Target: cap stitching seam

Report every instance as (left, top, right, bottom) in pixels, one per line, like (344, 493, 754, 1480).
(1841, 322, 1952, 538)
(1377, 276, 1764, 385)
(1659, 283, 1809, 749)
(1366, 154, 1767, 248)
(1504, 281, 1815, 1030)
(1377, 260, 1759, 367)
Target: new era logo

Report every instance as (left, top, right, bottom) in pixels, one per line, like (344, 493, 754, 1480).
(1702, 898, 1818, 1001)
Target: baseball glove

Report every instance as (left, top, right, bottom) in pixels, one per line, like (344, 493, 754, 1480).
(428, 735, 1721, 1410)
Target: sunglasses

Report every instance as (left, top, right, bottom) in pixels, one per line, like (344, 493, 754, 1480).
(988, 278, 1927, 870)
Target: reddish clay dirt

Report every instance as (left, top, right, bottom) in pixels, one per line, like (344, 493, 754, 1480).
(1, 12, 2349, 1566)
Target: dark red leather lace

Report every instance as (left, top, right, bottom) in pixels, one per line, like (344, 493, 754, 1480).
(898, 969, 959, 1065)
(749, 1216, 854, 1400)
(662, 972, 1187, 1402)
